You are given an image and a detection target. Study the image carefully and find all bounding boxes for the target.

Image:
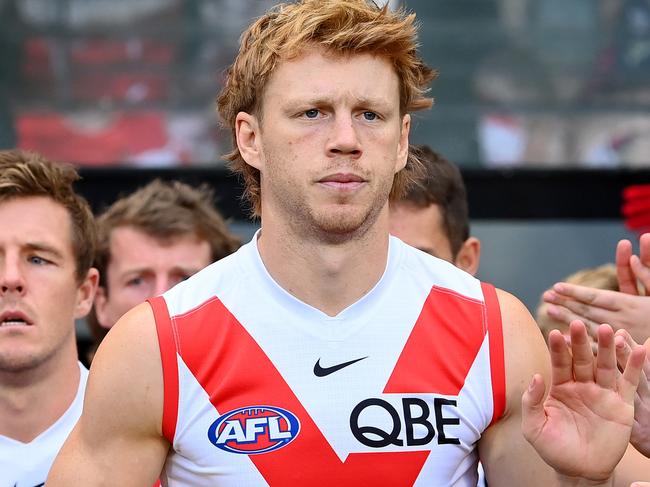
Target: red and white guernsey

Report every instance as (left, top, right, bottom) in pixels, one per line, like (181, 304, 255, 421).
(149, 233, 505, 487)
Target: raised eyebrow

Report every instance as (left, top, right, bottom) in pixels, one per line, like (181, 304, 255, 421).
(24, 242, 65, 260)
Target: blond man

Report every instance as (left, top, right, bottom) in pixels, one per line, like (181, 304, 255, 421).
(49, 2, 645, 486)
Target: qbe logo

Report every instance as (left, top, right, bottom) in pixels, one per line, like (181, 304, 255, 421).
(207, 405, 301, 454)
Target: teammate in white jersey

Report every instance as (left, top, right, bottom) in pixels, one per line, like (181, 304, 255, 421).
(0, 149, 98, 487)
(49, 1, 646, 486)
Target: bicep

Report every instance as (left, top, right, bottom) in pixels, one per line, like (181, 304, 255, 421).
(479, 289, 556, 485)
(48, 303, 169, 486)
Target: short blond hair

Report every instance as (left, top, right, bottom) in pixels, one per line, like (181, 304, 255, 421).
(217, 0, 436, 216)
(0, 149, 95, 282)
(536, 264, 619, 341)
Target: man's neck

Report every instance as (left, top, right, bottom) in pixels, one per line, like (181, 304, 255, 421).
(257, 211, 391, 317)
(0, 343, 81, 443)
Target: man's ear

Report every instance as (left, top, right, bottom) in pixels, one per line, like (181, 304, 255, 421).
(74, 267, 99, 320)
(93, 285, 112, 330)
(396, 114, 410, 173)
(235, 111, 263, 171)
(454, 237, 481, 276)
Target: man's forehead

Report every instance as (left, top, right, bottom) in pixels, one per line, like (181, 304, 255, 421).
(259, 50, 399, 120)
(109, 226, 198, 246)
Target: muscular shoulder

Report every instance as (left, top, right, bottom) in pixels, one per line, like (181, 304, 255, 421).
(495, 288, 550, 417)
(87, 302, 163, 437)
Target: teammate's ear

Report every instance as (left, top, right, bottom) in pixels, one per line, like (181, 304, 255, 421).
(74, 267, 99, 319)
(94, 285, 111, 329)
(236, 111, 263, 171)
(454, 237, 481, 276)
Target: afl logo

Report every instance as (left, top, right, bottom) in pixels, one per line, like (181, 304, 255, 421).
(207, 405, 301, 454)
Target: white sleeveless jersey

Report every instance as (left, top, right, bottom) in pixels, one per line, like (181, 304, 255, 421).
(150, 235, 505, 487)
(0, 362, 88, 487)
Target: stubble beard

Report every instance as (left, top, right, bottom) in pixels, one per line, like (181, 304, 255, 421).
(0, 329, 73, 374)
(284, 178, 392, 245)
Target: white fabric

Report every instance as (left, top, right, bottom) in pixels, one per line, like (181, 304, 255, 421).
(158, 233, 501, 486)
(0, 362, 88, 487)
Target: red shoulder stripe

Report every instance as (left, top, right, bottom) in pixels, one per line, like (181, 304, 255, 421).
(481, 283, 506, 425)
(148, 296, 179, 443)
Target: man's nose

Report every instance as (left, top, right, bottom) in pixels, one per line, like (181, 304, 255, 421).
(326, 114, 362, 157)
(0, 258, 26, 296)
(152, 277, 173, 298)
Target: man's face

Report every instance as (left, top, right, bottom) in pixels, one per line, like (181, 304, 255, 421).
(95, 226, 212, 329)
(389, 202, 455, 262)
(240, 49, 410, 239)
(0, 196, 97, 372)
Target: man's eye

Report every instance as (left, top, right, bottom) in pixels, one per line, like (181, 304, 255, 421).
(362, 111, 378, 121)
(127, 277, 144, 287)
(28, 256, 48, 265)
(304, 109, 320, 119)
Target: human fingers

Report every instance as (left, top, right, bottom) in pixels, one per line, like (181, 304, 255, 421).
(596, 325, 617, 390)
(629, 254, 650, 293)
(549, 329, 573, 385)
(570, 321, 596, 383)
(640, 233, 650, 267)
(615, 332, 650, 396)
(549, 283, 621, 311)
(544, 289, 620, 330)
(617, 239, 638, 295)
(544, 302, 600, 337)
(620, 345, 647, 403)
(521, 373, 547, 444)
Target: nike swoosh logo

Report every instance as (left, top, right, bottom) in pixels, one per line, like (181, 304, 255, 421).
(313, 356, 368, 377)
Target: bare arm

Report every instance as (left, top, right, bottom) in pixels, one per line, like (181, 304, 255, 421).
(47, 303, 169, 485)
(479, 289, 558, 486)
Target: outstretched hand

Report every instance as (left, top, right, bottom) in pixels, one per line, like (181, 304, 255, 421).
(522, 321, 646, 481)
(614, 330, 650, 458)
(543, 284, 650, 345)
(542, 234, 650, 345)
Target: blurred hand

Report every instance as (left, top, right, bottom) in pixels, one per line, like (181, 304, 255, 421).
(614, 330, 650, 458)
(542, 234, 650, 345)
(543, 284, 650, 345)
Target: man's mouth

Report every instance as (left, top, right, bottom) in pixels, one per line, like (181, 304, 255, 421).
(319, 173, 366, 188)
(0, 311, 32, 327)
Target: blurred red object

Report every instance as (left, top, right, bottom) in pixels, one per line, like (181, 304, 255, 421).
(622, 184, 650, 234)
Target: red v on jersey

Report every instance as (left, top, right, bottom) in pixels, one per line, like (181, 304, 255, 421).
(150, 281, 504, 486)
(154, 296, 428, 485)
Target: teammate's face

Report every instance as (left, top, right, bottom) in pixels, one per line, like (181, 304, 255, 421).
(239, 49, 410, 239)
(389, 203, 455, 262)
(0, 196, 97, 372)
(94, 226, 212, 329)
